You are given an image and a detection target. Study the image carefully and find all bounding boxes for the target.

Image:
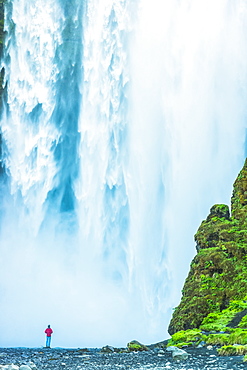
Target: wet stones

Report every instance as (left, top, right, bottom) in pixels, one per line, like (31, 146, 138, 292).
(166, 346, 189, 361)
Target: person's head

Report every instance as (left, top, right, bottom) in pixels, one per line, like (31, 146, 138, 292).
(48, 325, 50, 328)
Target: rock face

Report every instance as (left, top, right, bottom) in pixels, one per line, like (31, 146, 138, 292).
(168, 158, 247, 335)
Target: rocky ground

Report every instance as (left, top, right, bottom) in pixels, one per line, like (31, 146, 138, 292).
(0, 346, 246, 370)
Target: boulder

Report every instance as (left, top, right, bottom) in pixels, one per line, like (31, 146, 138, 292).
(166, 346, 189, 361)
(127, 340, 149, 351)
(166, 346, 177, 352)
(100, 345, 115, 353)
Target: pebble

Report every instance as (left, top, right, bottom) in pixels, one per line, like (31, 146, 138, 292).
(0, 347, 245, 369)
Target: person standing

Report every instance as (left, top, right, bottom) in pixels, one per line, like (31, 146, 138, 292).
(44, 325, 53, 348)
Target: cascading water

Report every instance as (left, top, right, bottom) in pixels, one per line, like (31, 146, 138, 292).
(1, 0, 247, 348)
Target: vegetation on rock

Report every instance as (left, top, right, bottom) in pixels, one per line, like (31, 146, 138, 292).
(218, 345, 247, 356)
(167, 329, 206, 348)
(127, 340, 149, 352)
(167, 158, 247, 358)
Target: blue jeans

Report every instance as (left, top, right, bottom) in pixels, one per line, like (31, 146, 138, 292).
(46, 336, 51, 348)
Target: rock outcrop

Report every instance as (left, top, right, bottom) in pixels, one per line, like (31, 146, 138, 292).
(168, 158, 247, 335)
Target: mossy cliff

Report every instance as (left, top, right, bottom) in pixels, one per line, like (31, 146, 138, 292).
(168, 158, 247, 335)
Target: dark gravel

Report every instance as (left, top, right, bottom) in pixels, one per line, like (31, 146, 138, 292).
(0, 346, 246, 369)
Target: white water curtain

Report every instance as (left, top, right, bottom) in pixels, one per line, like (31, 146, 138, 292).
(0, 0, 247, 347)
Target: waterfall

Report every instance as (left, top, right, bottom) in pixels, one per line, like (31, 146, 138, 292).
(1, 0, 247, 348)
(129, 0, 247, 301)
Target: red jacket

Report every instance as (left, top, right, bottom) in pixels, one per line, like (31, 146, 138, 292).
(45, 328, 53, 337)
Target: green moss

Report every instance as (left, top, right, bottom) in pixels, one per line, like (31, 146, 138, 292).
(217, 345, 247, 356)
(175, 342, 193, 348)
(199, 300, 247, 331)
(229, 300, 247, 311)
(228, 329, 247, 345)
(206, 329, 247, 346)
(127, 341, 149, 352)
(239, 316, 247, 328)
(206, 333, 230, 346)
(200, 311, 235, 332)
(166, 325, 247, 356)
(168, 329, 205, 348)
